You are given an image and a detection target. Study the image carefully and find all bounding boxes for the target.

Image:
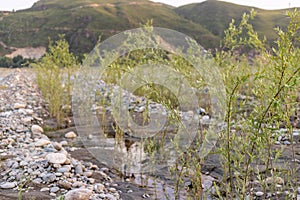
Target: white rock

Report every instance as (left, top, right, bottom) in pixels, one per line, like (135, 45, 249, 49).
(35, 139, 51, 147)
(45, 153, 67, 164)
(64, 189, 93, 200)
(255, 191, 264, 197)
(31, 125, 44, 134)
(25, 109, 34, 115)
(40, 187, 50, 192)
(22, 117, 33, 123)
(60, 141, 68, 146)
(65, 131, 77, 139)
(50, 186, 60, 193)
(14, 103, 26, 109)
(94, 183, 105, 193)
(52, 142, 62, 150)
(0, 182, 17, 189)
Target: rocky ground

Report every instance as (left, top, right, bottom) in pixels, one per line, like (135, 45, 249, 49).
(0, 69, 152, 200)
(0, 68, 300, 200)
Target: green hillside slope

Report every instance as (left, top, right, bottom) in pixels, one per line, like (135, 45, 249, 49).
(175, 0, 290, 45)
(0, 0, 295, 57)
(0, 0, 219, 56)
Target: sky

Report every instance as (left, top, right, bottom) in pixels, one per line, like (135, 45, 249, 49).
(1, 0, 300, 11)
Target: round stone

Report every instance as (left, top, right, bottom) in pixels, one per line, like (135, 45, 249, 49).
(42, 173, 56, 183)
(75, 164, 83, 175)
(65, 131, 77, 139)
(64, 189, 93, 200)
(83, 171, 93, 178)
(58, 180, 72, 190)
(31, 125, 44, 134)
(255, 191, 264, 197)
(35, 139, 51, 147)
(50, 186, 60, 193)
(40, 187, 50, 192)
(52, 142, 63, 151)
(14, 103, 26, 109)
(60, 141, 68, 146)
(45, 153, 67, 164)
(0, 182, 16, 189)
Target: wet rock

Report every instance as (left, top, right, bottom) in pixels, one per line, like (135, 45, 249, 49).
(64, 188, 93, 200)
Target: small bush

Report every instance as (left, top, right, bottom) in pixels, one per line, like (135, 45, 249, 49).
(34, 35, 78, 127)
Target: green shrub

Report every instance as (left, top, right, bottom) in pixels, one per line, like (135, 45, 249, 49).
(214, 9, 300, 199)
(34, 35, 78, 127)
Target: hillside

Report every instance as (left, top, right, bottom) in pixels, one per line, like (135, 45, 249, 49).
(0, 0, 295, 58)
(175, 0, 290, 45)
(0, 0, 219, 57)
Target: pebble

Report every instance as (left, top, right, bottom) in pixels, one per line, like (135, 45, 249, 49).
(42, 173, 56, 183)
(58, 180, 72, 190)
(50, 193, 56, 197)
(40, 187, 50, 192)
(142, 193, 150, 198)
(94, 183, 105, 192)
(65, 131, 77, 139)
(64, 188, 93, 200)
(255, 191, 264, 197)
(60, 141, 68, 146)
(83, 171, 93, 177)
(0, 182, 16, 189)
(75, 164, 83, 175)
(14, 103, 26, 109)
(35, 139, 51, 147)
(109, 187, 117, 193)
(31, 124, 44, 134)
(105, 193, 117, 200)
(45, 153, 67, 164)
(52, 142, 63, 151)
(72, 181, 85, 188)
(50, 186, 60, 193)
